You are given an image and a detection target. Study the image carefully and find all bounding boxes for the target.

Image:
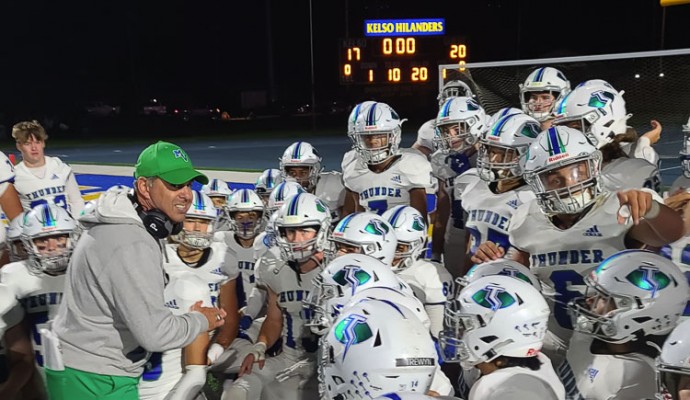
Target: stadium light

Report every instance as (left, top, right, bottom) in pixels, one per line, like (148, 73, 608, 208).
(634, 73, 641, 79)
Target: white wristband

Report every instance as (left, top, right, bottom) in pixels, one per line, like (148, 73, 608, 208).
(644, 200, 661, 220)
(207, 343, 225, 364)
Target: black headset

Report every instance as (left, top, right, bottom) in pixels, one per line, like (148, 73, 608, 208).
(128, 192, 183, 239)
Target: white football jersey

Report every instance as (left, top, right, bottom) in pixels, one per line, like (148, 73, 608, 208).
(138, 271, 212, 400)
(601, 157, 661, 193)
(0, 283, 23, 337)
(0, 261, 65, 369)
(430, 149, 476, 188)
(315, 171, 346, 223)
(415, 118, 436, 151)
(459, 171, 535, 256)
(14, 156, 74, 212)
(163, 241, 234, 307)
(342, 148, 433, 215)
(398, 259, 453, 338)
(260, 257, 322, 357)
(0, 151, 15, 200)
(221, 233, 260, 309)
(558, 332, 657, 400)
(469, 353, 565, 400)
(509, 193, 633, 343)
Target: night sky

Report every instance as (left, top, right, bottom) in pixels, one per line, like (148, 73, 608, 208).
(2, 0, 690, 120)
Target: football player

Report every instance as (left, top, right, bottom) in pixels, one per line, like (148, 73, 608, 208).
(382, 205, 454, 338)
(439, 275, 564, 400)
(11, 120, 84, 216)
(224, 193, 330, 400)
(561, 250, 688, 399)
(473, 126, 684, 366)
(341, 102, 433, 222)
(458, 112, 539, 273)
(254, 168, 283, 208)
(0, 282, 32, 399)
(321, 298, 447, 398)
(430, 96, 488, 277)
(552, 78, 661, 193)
(519, 66, 571, 130)
(202, 178, 234, 231)
(279, 141, 346, 223)
(656, 318, 690, 400)
(327, 211, 397, 265)
(0, 203, 79, 394)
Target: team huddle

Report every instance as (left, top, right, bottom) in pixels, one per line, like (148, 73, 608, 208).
(1, 65, 690, 400)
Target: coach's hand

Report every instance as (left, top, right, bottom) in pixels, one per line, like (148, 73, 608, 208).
(190, 301, 226, 331)
(617, 189, 655, 225)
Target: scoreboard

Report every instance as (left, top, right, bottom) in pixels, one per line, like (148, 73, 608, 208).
(339, 18, 468, 85)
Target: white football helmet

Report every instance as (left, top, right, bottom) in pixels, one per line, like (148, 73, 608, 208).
(568, 250, 689, 343)
(320, 299, 438, 399)
(175, 190, 217, 249)
(305, 253, 412, 335)
(226, 188, 265, 240)
(8, 212, 28, 262)
(344, 286, 431, 332)
(21, 203, 80, 275)
(274, 192, 331, 263)
(438, 80, 474, 106)
(350, 102, 405, 165)
(521, 126, 603, 215)
(254, 168, 284, 203)
(657, 319, 690, 398)
(382, 205, 427, 271)
(347, 100, 376, 135)
(266, 180, 306, 218)
(552, 79, 631, 149)
(439, 275, 550, 369)
(328, 212, 397, 266)
(435, 96, 487, 153)
(681, 118, 690, 178)
(201, 178, 233, 206)
(486, 107, 524, 129)
(519, 66, 571, 121)
(477, 112, 541, 183)
(279, 141, 323, 192)
(458, 258, 542, 293)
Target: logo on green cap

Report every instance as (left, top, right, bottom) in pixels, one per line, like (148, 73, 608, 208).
(173, 149, 188, 162)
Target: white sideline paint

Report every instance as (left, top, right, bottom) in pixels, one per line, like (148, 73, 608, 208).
(70, 164, 260, 184)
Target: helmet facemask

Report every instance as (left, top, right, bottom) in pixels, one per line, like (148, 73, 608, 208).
(525, 155, 602, 215)
(23, 231, 78, 276)
(477, 142, 526, 183)
(230, 210, 264, 240)
(438, 299, 486, 368)
(391, 239, 425, 271)
(304, 275, 343, 335)
(435, 120, 478, 154)
(522, 90, 559, 121)
(176, 216, 215, 250)
(283, 165, 319, 192)
(277, 225, 325, 263)
(351, 129, 400, 165)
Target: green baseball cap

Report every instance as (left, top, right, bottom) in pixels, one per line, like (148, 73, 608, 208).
(134, 141, 208, 185)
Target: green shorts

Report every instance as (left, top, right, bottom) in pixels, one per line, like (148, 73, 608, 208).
(45, 367, 140, 400)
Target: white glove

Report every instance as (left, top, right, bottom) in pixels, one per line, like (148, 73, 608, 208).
(207, 343, 225, 365)
(249, 342, 267, 364)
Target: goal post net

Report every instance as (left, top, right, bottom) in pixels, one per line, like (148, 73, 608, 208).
(438, 49, 690, 187)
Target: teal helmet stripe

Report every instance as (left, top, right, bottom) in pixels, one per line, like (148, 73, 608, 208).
(594, 249, 641, 274)
(292, 141, 302, 159)
(211, 179, 219, 191)
(287, 192, 303, 216)
(193, 190, 205, 210)
(267, 171, 274, 187)
(276, 182, 287, 200)
(490, 114, 517, 136)
(534, 67, 546, 82)
(241, 188, 249, 203)
(366, 103, 378, 127)
(42, 205, 56, 227)
(335, 212, 357, 233)
(547, 127, 566, 155)
(352, 103, 365, 125)
(387, 205, 406, 226)
(440, 97, 453, 118)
